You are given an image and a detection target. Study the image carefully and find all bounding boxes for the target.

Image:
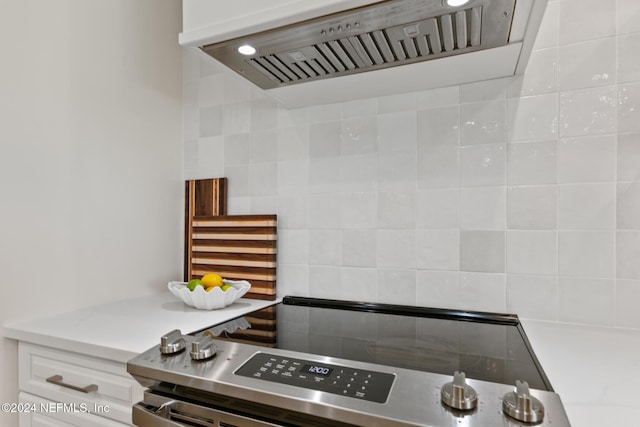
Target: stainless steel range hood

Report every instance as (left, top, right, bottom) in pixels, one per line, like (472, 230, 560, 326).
(180, 0, 549, 107)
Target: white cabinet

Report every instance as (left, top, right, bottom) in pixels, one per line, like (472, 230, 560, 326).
(18, 342, 143, 427)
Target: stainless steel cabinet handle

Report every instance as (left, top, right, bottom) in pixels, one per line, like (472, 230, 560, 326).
(45, 374, 98, 393)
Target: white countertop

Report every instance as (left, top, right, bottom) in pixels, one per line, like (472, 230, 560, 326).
(5, 293, 639, 426)
(3, 291, 280, 363)
(522, 319, 640, 427)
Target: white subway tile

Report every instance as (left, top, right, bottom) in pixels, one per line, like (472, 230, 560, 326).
(506, 231, 558, 275)
(618, 183, 640, 229)
(277, 264, 309, 297)
(223, 73, 251, 104)
(309, 121, 341, 158)
(378, 92, 417, 114)
(277, 159, 309, 196)
(416, 270, 459, 309)
(619, 83, 640, 133)
(417, 146, 460, 189)
(309, 157, 341, 194)
(417, 189, 459, 229)
(224, 165, 250, 196)
(277, 126, 309, 161)
(308, 103, 341, 123)
(558, 134, 616, 183)
(507, 275, 558, 321)
(459, 272, 506, 312)
(376, 230, 416, 268)
(309, 230, 341, 266)
(559, 86, 617, 138)
(340, 153, 378, 193)
(251, 96, 278, 131)
(617, 33, 640, 84)
(507, 141, 557, 185)
(417, 86, 460, 109)
(558, 183, 616, 229)
(198, 136, 225, 177)
(340, 267, 378, 301)
(417, 106, 459, 149)
(250, 129, 277, 163)
(616, 280, 640, 329)
(460, 143, 506, 187)
(558, 277, 615, 326)
(340, 116, 378, 155)
(277, 195, 308, 229)
(460, 100, 507, 146)
(558, 38, 616, 91)
(377, 269, 416, 305)
(277, 105, 309, 128)
(340, 192, 377, 229)
(558, 231, 615, 278)
(507, 186, 557, 229)
(309, 194, 341, 229)
(379, 150, 417, 191)
(617, 133, 640, 181)
(459, 230, 505, 273)
(508, 94, 558, 142)
(249, 161, 277, 196)
(342, 230, 377, 267)
(249, 196, 277, 214)
(343, 98, 377, 118)
(224, 133, 250, 166)
(377, 111, 418, 153)
(223, 102, 251, 134)
(183, 139, 198, 174)
(416, 229, 459, 270)
(308, 265, 341, 299)
(198, 73, 224, 107)
(377, 192, 416, 229)
(227, 197, 251, 214)
(617, 231, 640, 280)
(278, 229, 309, 264)
(460, 187, 506, 230)
(199, 105, 223, 137)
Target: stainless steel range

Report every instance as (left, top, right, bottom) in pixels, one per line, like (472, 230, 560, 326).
(127, 296, 571, 426)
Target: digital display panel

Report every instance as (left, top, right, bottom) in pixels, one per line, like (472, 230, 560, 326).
(303, 364, 333, 376)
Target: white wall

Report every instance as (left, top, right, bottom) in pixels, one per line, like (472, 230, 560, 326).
(0, 0, 183, 422)
(184, 0, 640, 330)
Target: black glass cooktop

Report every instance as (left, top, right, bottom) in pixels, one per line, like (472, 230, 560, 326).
(195, 296, 552, 391)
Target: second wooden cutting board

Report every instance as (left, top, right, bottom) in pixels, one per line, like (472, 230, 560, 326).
(186, 214, 277, 301)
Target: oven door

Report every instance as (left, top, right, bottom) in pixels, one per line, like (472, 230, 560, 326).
(133, 392, 284, 427)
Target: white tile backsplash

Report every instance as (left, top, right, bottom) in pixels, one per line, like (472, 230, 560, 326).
(183, 0, 640, 329)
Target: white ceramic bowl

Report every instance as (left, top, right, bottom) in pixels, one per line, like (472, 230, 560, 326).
(168, 279, 251, 310)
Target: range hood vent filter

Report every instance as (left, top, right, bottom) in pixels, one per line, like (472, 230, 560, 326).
(201, 0, 516, 90)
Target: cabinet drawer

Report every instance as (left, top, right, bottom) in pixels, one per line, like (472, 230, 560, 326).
(19, 343, 142, 425)
(19, 392, 127, 427)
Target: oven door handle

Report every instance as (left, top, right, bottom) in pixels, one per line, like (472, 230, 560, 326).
(132, 401, 215, 427)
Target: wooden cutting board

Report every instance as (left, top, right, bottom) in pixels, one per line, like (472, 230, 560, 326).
(184, 178, 277, 300)
(187, 215, 277, 300)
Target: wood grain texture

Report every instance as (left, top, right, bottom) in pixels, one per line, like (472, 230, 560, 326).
(188, 214, 277, 300)
(184, 178, 227, 283)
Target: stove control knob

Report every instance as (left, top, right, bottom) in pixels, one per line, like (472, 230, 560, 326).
(159, 329, 185, 355)
(441, 371, 478, 411)
(190, 333, 217, 361)
(502, 380, 544, 424)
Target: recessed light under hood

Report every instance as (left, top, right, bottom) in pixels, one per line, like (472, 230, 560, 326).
(183, 0, 548, 106)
